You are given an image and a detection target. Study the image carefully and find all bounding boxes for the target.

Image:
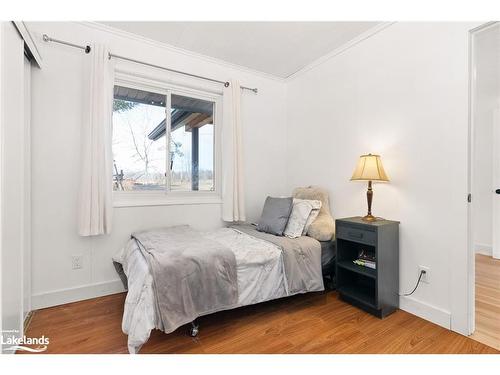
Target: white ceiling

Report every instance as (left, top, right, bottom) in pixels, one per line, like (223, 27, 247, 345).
(99, 22, 380, 78)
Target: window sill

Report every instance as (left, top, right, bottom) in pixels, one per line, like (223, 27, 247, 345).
(113, 193, 222, 208)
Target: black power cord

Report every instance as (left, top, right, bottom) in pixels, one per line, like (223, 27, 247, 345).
(399, 270, 426, 297)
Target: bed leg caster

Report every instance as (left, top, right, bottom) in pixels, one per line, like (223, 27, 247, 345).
(189, 321, 199, 337)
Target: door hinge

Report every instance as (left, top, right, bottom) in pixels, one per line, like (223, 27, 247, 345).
(468, 193, 472, 203)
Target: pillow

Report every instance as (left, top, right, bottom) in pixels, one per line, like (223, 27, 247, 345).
(257, 196, 293, 236)
(293, 186, 335, 241)
(283, 199, 317, 238)
(301, 199, 322, 235)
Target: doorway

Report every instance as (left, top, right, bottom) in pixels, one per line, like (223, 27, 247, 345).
(469, 21, 500, 350)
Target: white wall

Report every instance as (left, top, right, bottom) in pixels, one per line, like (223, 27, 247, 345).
(471, 25, 499, 256)
(0, 21, 31, 351)
(27, 22, 288, 308)
(286, 22, 478, 334)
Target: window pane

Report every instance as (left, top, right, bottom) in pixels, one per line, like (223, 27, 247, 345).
(112, 86, 166, 191)
(170, 94, 214, 191)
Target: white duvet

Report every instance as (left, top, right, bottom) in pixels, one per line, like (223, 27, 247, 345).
(113, 228, 289, 353)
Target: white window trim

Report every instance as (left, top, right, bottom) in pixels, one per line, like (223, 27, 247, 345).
(112, 71, 223, 208)
(113, 192, 222, 208)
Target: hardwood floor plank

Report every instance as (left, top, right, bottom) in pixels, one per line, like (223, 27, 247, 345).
(470, 254, 500, 350)
(21, 290, 498, 354)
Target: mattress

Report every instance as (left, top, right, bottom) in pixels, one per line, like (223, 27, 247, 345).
(113, 227, 290, 353)
(320, 240, 336, 275)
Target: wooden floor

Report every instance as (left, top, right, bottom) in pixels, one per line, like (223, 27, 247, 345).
(23, 290, 497, 354)
(471, 254, 500, 350)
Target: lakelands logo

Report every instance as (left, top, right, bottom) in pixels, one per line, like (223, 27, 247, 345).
(1, 330, 49, 352)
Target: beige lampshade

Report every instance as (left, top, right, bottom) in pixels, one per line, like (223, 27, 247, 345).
(350, 154, 389, 182)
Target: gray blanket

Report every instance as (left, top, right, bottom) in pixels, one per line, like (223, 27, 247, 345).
(132, 226, 238, 333)
(230, 224, 324, 294)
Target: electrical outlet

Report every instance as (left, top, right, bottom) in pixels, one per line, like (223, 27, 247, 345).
(418, 265, 430, 284)
(72, 255, 83, 270)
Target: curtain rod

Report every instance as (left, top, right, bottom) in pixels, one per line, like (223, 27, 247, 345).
(42, 34, 258, 94)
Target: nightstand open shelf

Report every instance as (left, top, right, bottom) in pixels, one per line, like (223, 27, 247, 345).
(337, 284, 377, 308)
(337, 259, 376, 279)
(335, 217, 399, 318)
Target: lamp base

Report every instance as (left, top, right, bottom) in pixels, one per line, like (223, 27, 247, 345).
(361, 214, 377, 222)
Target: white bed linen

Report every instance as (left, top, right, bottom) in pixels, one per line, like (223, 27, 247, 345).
(113, 228, 288, 353)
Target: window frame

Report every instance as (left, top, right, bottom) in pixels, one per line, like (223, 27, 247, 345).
(112, 73, 222, 208)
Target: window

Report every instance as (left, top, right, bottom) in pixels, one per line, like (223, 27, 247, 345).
(112, 81, 219, 205)
(112, 86, 167, 191)
(170, 94, 215, 192)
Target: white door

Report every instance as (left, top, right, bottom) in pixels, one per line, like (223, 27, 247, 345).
(472, 22, 500, 261)
(492, 107, 500, 259)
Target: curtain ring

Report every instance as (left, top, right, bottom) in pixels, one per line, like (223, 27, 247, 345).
(224, 82, 230, 87)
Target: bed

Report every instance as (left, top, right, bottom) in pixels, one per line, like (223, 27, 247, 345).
(113, 223, 334, 354)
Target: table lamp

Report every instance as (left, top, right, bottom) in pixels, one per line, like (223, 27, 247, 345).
(350, 153, 389, 221)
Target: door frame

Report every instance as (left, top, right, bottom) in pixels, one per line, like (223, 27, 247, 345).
(467, 21, 499, 336)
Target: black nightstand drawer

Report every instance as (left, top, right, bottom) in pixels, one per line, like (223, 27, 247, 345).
(336, 224, 376, 245)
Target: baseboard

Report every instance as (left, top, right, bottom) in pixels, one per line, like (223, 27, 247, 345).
(475, 243, 492, 256)
(399, 296, 451, 329)
(31, 279, 452, 331)
(23, 311, 34, 333)
(31, 280, 126, 310)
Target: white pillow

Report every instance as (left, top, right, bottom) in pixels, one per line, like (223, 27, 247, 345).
(284, 199, 321, 238)
(302, 199, 322, 235)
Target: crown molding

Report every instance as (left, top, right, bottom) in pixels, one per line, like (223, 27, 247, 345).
(285, 22, 396, 81)
(77, 21, 285, 83)
(468, 21, 497, 34)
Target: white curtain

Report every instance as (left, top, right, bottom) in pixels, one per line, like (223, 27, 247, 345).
(222, 80, 246, 222)
(78, 44, 115, 236)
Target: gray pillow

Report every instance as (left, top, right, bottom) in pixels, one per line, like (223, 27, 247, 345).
(257, 196, 293, 236)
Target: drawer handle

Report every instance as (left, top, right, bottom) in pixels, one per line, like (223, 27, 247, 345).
(348, 231, 363, 239)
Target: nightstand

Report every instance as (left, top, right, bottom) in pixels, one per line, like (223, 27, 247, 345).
(335, 217, 399, 318)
